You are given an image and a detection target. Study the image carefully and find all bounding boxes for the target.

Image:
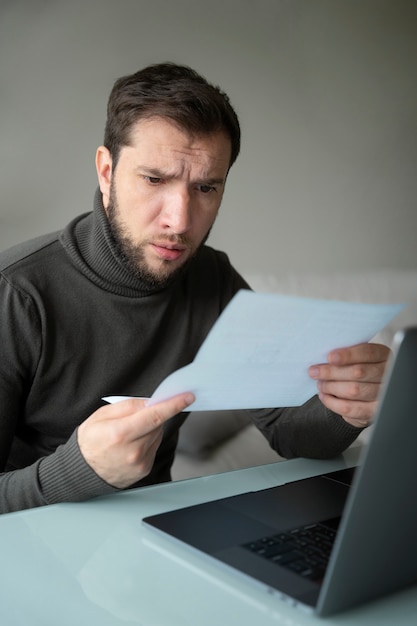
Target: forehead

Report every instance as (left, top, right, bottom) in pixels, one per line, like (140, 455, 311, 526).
(124, 116, 232, 171)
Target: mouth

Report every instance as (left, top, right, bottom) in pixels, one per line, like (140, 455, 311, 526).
(150, 241, 188, 262)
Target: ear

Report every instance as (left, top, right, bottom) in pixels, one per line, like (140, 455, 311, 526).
(95, 146, 113, 210)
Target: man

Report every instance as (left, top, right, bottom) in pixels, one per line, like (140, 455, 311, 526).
(0, 63, 389, 514)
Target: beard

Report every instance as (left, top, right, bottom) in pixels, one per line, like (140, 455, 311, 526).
(106, 181, 211, 290)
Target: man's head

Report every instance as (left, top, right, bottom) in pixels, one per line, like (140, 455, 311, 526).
(103, 62, 240, 172)
(96, 63, 239, 289)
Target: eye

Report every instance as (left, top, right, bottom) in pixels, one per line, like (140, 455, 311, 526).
(144, 175, 162, 185)
(197, 184, 216, 194)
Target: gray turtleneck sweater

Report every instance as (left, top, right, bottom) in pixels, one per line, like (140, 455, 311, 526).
(0, 190, 361, 514)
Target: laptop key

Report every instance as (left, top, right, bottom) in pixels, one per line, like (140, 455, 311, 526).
(271, 550, 302, 565)
(242, 520, 337, 582)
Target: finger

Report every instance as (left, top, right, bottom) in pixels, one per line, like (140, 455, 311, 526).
(327, 342, 390, 367)
(95, 392, 195, 427)
(310, 360, 386, 383)
(318, 392, 377, 428)
(132, 392, 195, 435)
(97, 397, 149, 420)
(318, 379, 380, 402)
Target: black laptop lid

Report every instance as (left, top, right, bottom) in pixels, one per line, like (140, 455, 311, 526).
(317, 327, 417, 615)
(143, 328, 417, 616)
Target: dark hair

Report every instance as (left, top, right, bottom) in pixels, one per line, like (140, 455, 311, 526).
(104, 62, 240, 170)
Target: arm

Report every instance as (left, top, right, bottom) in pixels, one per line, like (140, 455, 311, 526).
(308, 342, 390, 428)
(1, 394, 195, 515)
(0, 276, 119, 513)
(250, 397, 362, 460)
(0, 273, 113, 514)
(0, 272, 195, 514)
(0, 432, 118, 513)
(251, 342, 390, 460)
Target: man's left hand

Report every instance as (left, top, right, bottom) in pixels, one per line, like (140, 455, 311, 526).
(308, 343, 391, 428)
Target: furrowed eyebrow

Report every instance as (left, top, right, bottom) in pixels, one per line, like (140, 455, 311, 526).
(138, 167, 168, 178)
(137, 166, 225, 186)
(199, 177, 226, 186)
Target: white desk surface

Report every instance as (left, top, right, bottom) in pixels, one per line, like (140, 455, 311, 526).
(1, 445, 416, 625)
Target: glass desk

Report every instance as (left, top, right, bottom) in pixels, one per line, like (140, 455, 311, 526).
(1, 445, 416, 625)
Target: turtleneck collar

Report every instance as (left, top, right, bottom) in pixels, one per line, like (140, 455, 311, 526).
(59, 188, 172, 297)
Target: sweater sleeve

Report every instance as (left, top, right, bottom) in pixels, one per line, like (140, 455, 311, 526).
(250, 395, 364, 460)
(0, 431, 118, 514)
(0, 274, 118, 514)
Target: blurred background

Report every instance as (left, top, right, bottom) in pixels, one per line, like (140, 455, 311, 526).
(1, 0, 416, 277)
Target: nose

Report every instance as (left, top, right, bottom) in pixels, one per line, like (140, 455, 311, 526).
(161, 187, 192, 234)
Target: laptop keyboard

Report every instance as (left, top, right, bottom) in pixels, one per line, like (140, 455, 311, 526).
(242, 517, 340, 583)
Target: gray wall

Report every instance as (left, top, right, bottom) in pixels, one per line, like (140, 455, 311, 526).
(1, 0, 416, 277)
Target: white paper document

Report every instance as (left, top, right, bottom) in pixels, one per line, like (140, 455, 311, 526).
(104, 291, 404, 411)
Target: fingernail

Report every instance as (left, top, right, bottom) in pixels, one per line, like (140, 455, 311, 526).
(329, 351, 341, 364)
(309, 366, 319, 378)
(183, 392, 195, 405)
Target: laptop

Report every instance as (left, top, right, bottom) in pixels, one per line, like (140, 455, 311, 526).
(143, 327, 417, 616)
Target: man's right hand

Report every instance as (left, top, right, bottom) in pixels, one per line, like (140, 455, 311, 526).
(77, 393, 195, 488)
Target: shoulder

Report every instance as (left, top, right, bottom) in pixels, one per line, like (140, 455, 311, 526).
(0, 231, 61, 274)
(0, 232, 67, 305)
